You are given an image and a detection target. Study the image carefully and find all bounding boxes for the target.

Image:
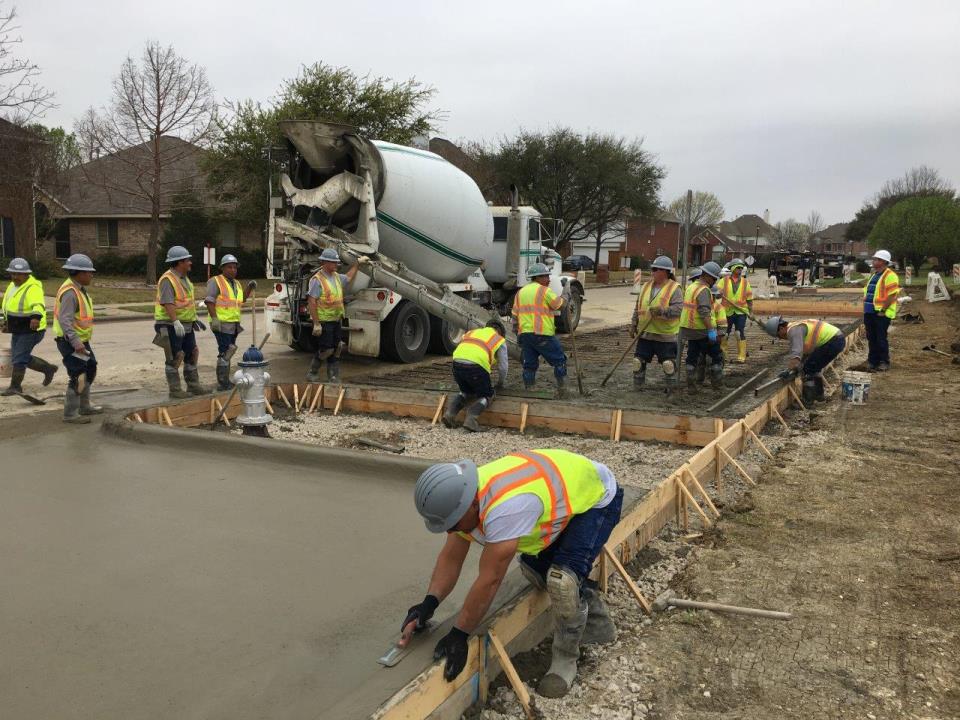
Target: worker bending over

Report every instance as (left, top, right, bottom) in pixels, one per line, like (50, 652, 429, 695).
(442, 319, 508, 432)
(512, 263, 568, 397)
(406, 449, 623, 698)
(204, 254, 251, 391)
(629, 255, 682, 392)
(862, 249, 899, 372)
(680, 261, 724, 391)
(306, 248, 359, 384)
(54, 254, 103, 423)
(1, 258, 57, 396)
(764, 315, 845, 402)
(718, 258, 753, 363)
(154, 246, 206, 399)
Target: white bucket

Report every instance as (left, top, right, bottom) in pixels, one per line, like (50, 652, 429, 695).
(0, 345, 11, 379)
(841, 370, 871, 404)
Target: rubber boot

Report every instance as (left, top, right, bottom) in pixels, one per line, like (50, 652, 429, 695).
(581, 585, 617, 645)
(662, 360, 677, 396)
(555, 376, 568, 400)
(632, 359, 646, 390)
(442, 393, 466, 428)
(802, 378, 818, 403)
(814, 376, 826, 402)
(327, 360, 341, 384)
(28, 356, 58, 386)
(1, 367, 25, 395)
(462, 398, 487, 432)
(79, 384, 104, 415)
(538, 566, 588, 699)
(685, 365, 698, 392)
(719, 336, 728, 355)
(306, 357, 323, 383)
(737, 339, 747, 364)
(710, 361, 724, 390)
(696, 356, 706, 384)
(63, 387, 91, 424)
(166, 366, 190, 399)
(216, 361, 233, 391)
(184, 364, 208, 396)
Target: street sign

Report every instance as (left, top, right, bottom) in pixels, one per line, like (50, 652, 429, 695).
(203, 245, 216, 266)
(746, 255, 755, 266)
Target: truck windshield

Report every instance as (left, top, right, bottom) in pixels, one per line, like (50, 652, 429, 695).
(528, 218, 540, 244)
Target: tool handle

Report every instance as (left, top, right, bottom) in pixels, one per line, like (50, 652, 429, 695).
(667, 597, 792, 620)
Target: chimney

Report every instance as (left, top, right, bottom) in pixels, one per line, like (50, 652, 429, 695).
(763, 208, 770, 225)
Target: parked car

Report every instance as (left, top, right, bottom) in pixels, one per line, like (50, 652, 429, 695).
(562, 254, 595, 271)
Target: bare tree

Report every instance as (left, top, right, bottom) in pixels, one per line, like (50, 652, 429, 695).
(878, 165, 954, 200)
(666, 190, 724, 228)
(0, 3, 53, 120)
(806, 210, 824, 237)
(771, 218, 811, 251)
(76, 42, 216, 282)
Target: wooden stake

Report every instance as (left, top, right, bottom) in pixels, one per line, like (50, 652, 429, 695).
(681, 487, 689, 531)
(486, 631, 533, 720)
(741, 420, 774, 460)
(431, 394, 446, 426)
(684, 467, 721, 518)
(478, 635, 489, 706)
(209, 399, 215, 425)
(333, 387, 346, 416)
(599, 551, 608, 593)
(308, 384, 324, 413)
(132, 413, 143, 423)
(264, 395, 274, 415)
(293, 383, 300, 412)
(787, 384, 806, 411)
(769, 400, 789, 431)
(297, 384, 312, 413)
(603, 546, 652, 615)
(211, 399, 231, 428)
(519, 403, 529, 434)
(719, 446, 755, 485)
(714, 442, 723, 492)
(676, 476, 712, 527)
(613, 409, 623, 442)
(159, 407, 174, 427)
(276, 386, 292, 409)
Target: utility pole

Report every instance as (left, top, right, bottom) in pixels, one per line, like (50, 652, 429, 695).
(680, 189, 692, 288)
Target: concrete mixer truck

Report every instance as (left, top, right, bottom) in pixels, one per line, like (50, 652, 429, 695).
(264, 121, 585, 363)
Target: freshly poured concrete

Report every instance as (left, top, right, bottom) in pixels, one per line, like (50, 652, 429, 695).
(0, 420, 527, 719)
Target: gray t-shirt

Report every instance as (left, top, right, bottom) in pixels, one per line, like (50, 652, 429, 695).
(204, 277, 240, 334)
(786, 324, 806, 360)
(307, 271, 350, 299)
(157, 271, 195, 331)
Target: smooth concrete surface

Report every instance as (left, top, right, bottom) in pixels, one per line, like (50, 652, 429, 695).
(0, 420, 530, 720)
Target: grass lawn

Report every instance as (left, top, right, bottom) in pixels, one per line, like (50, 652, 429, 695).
(38, 276, 271, 305)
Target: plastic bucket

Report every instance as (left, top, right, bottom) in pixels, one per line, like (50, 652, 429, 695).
(0, 345, 11, 379)
(841, 370, 871, 404)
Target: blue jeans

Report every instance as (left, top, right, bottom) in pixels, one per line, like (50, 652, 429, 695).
(518, 333, 567, 384)
(56, 337, 97, 388)
(803, 333, 845, 377)
(685, 337, 724, 368)
(635, 338, 676, 363)
(213, 330, 239, 357)
(725, 313, 747, 339)
(519, 487, 624, 584)
(452, 361, 494, 399)
(10, 330, 44, 367)
(864, 313, 890, 366)
(315, 321, 342, 363)
(155, 323, 197, 362)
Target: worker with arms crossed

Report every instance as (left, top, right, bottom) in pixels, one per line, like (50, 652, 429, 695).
(405, 449, 623, 698)
(305, 248, 359, 384)
(511, 262, 569, 398)
(53, 254, 103, 423)
(442, 318, 508, 432)
(204, 254, 255, 391)
(680, 261, 724, 391)
(1, 257, 57, 396)
(764, 316, 845, 402)
(862, 249, 899, 372)
(717, 258, 753, 363)
(629, 255, 682, 393)
(154, 245, 207, 399)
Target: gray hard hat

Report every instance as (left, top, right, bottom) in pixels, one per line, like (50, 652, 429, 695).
(730, 258, 746, 269)
(165, 245, 192, 263)
(711, 285, 722, 296)
(763, 315, 786, 338)
(220, 254, 239, 267)
(5, 257, 31, 274)
(688, 267, 702, 279)
(651, 255, 674, 271)
(62, 253, 96, 272)
(319, 248, 340, 263)
(414, 460, 479, 533)
(527, 262, 550, 278)
(701, 261, 722, 279)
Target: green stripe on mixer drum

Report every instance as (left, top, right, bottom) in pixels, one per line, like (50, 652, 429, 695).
(377, 211, 483, 266)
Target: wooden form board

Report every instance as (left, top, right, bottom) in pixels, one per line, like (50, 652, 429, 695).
(752, 299, 861, 317)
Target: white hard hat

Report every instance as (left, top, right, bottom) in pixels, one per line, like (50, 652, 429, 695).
(165, 245, 192, 263)
(220, 254, 239, 267)
(872, 249, 892, 263)
(414, 460, 478, 533)
(5, 257, 31, 274)
(62, 253, 96, 272)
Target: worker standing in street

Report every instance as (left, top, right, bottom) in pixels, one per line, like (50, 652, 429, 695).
(442, 319, 508, 432)
(204, 254, 247, 391)
(405, 449, 623, 698)
(306, 248, 359, 384)
(680, 261, 724, 391)
(629, 255, 682, 393)
(1, 258, 57, 396)
(763, 315, 845, 402)
(718, 258, 753, 363)
(53, 254, 103, 423)
(154, 246, 206, 398)
(511, 263, 568, 397)
(863, 249, 899, 371)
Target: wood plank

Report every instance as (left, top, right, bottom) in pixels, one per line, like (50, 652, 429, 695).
(603, 546, 652, 615)
(486, 631, 533, 720)
(333, 387, 346, 416)
(684, 467, 721, 518)
(719, 446, 755, 485)
(519, 403, 529, 434)
(676, 476, 711, 526)
(308, 384, 324, 413)
(431, 394, 446, 426)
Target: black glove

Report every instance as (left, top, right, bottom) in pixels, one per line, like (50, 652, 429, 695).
(401, 594, 439, 634)
(192, 320, 207, 332)
(434, 626, 469, 681)
(777, 369, 794, 380)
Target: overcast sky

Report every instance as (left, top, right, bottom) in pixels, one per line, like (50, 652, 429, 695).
(18, 0, 960, 224)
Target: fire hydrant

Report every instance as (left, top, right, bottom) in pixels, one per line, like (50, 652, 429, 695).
(232, 345, 273, 437)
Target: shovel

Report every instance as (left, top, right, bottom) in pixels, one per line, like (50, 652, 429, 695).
(922, 344, 959, 361)
(565, 301, 588, 396)
(600, 316, 652, 388)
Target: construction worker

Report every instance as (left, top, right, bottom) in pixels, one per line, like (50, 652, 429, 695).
(204, 254, 249, 391)
(53, 254, 103, 423)
(306, 248, 359, 384)
(718, 258, 753, 363)
(763, 315, 845, 402)
(154, 245, 206, 399)
(1, 258, 57, 396)
(680, 261, 724, 391)
(406, 449, 623, 698)
(442, 319, 508, 432)
(863, 249, 899, 372)
(511, 263, 568, 397)
(629, 255, 682, 392)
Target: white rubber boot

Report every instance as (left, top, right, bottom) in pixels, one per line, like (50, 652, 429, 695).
(538, 566, 588, 698)
(581, 585, 617, 645)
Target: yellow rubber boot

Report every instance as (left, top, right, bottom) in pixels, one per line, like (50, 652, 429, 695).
(719, 336, 727, 355)
(737, 339, 747, 363)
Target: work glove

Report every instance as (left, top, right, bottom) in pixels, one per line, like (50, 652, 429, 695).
(357, 255, 371, 266)
(193, 320, 206, 332)
(777, 369, 795, 380)
(172, 320, 186, 338)
(209, 318, 221, 333)
(706, 329, 718, 343)
(401, 594, 439, 634)
(628, 323, 637, 339)
(71, 340, 87, 354)
(312, 323, 324, 337)
(434, 626, 469, 682)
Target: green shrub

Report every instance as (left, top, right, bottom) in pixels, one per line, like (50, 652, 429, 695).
(29, 257, 62, 280)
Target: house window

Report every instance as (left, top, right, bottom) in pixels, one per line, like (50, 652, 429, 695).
(650, 225, 655, 236)
(217, 221, 239, 248)
(97, 219, 119, 248)
(0, 217, 14, 258)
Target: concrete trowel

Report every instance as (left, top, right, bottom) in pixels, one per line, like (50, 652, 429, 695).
(377, 619, 437, 668)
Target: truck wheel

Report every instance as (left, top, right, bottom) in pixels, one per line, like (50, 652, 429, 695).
(556, 286, 582, 333)
(381, 300, 431, 363)
(428, 316, 464, 356)
(293, 323, 319, 353)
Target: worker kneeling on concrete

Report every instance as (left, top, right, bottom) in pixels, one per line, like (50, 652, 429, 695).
(1, 258, 57, 396)
(407, 449, 623, 698)
(630, 255, 682, 392)
(511, 263, 568, 397)
(204, 254, 251, 391)
(680, 261, 724, 391)
(305, 248, 359, 384)
(54, 254, 103, 423)
(443, 319, 508, 432)
(764, 315, 845, 402)
(154, 245, 207, 399)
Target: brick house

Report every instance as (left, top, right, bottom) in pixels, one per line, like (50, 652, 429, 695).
(625, 213, 682, 263)
(37, 136, 260, 262)
(0, 118, 41, 261)
(810, 222, 868, 257)
(718, 213, 776, 251)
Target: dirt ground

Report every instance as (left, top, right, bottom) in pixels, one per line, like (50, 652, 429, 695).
(477, 298, 960, 720)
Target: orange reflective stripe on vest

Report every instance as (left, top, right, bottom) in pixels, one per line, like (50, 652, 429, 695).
(453, 327, 505, 372)
(215, 276, 241, 308)
(54, 280, 94, 341)
(787, 319, 839, 354)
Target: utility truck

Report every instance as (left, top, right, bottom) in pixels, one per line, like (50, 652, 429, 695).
(265, 121, 584, 362)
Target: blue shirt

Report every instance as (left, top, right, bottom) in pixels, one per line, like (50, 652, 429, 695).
(863, 272, 881, 314)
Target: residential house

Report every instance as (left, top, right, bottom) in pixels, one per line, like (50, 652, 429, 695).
(710, 234, 755, 264)
(625, 213, 682, 263)
(810, 222, 868, 257)
(570, 221, 626, 267)
(718, 213, 776, 252)
(0, 118, 41, 260)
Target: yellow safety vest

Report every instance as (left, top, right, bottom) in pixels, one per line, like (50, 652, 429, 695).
(154, 270, 196, 322)
(452, 326, 506, 374)
(718, 275, 753, 316)
(712, 297, 726, 331)
(863, 268, 899, 319)
(787, 320, 840, 355)
(635, 279, 680, 336)
(2, 275, 47, 331)
(53, 279, 94, 342)
(512, 282, 560, 336)
(213, 274, 244, 323)
(312, 270, 344, 322)
(461, 449, 607, 555)
(680, 281, 712, 330)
